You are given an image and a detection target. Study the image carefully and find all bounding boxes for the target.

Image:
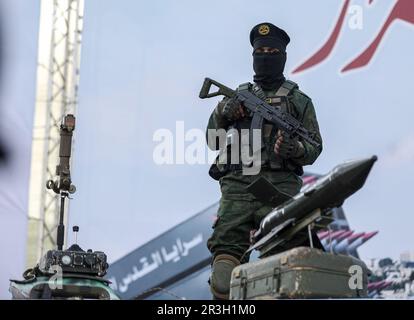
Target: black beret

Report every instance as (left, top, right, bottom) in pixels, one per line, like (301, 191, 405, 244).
(250, 22, 290, 52)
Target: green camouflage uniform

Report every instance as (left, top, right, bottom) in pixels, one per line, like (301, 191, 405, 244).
(206, 83, 323, 263)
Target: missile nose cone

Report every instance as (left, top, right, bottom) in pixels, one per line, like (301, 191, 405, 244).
(362, 231, 379, 241)
(337, 155, 378, 191)
(346, 155, 377, 181)
(357, 155, 377, 174)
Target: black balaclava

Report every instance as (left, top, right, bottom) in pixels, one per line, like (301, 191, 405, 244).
(250, 23, 290, 91)
(253, 51, 286, 91)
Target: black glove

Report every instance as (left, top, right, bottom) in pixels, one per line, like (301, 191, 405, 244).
(274, 130, 305, 160)
(220, 97, 245, 121)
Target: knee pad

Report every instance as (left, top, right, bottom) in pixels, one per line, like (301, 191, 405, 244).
(209, 254, 240, 300)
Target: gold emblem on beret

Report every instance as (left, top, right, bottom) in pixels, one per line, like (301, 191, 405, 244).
(258, 24, 270, 35)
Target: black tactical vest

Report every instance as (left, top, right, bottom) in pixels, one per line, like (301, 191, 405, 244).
(209, 80, 303, 180)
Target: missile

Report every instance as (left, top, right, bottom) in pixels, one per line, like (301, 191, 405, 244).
(346, 232, 366, 244)
(317, 229, 345, 241)
(368, 280, 387, 292)
(363, 230, 378, 242)
(378, 281, 392, 291)
(367, 282, 377, 291)
(330, 230, 354, 252)
(251, 156, 377, 252)
(335, 230, 354, 243)
(320, 230, 347, 248)
(317, 230, 330, 240)
(368, 280, 392, 292)
(368, 281, 383, 291)
(346, 231, 378, 253)
(334, 232, 365, 253)
(317, 228, 350, 241)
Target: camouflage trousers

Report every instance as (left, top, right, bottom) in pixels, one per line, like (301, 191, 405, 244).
(207, 170, 302, 263)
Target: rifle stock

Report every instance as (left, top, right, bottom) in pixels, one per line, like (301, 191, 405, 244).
(199, 77, 235, 99)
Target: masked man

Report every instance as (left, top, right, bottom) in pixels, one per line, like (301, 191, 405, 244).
(205, 23, 323, 299)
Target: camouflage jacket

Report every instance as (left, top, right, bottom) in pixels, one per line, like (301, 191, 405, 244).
(206, 82, 323, 172)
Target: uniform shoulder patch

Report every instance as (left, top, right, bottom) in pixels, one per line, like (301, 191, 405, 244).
(291, 88, 312, 101)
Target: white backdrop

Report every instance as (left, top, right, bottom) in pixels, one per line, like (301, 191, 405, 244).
(63, 0, 414, 264)
(0, 1, 39, 299)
